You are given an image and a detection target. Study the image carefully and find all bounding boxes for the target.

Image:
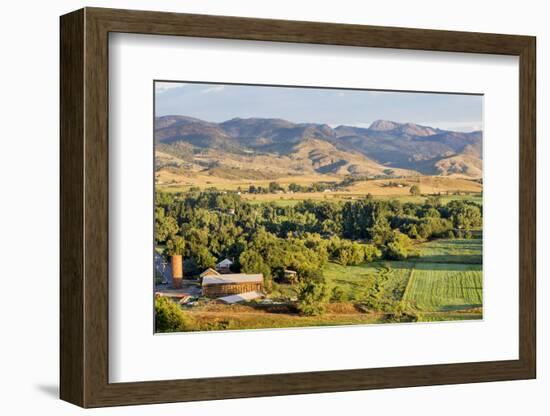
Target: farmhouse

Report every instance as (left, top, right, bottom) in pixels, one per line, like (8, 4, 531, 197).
(215, 258, 233, 273)
(202, 273, 264, 298)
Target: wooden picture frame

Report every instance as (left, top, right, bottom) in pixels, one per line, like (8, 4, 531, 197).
(60, 7, 536, 408)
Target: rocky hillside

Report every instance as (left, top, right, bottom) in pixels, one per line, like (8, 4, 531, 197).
(155, 116, 483, 179)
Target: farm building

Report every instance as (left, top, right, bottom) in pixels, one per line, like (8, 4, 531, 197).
(200, 267, 219, 278)
(284, 269, 297, 279)
(217, 291, 264, 304)
(215, 258, 233, 273)
(202, 273, 263, 298)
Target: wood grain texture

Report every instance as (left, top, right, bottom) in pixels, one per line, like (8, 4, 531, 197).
(59, 8, 84, 407)
(59, 7, 537, 408)
(518, 38, 537, 376)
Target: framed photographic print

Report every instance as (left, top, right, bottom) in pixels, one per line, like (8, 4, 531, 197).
(60, 7, 536, 408)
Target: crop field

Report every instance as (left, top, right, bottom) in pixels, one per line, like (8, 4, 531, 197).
(153, 85, 486, 333)
(176, 238, 483, 331)
(156, 171, 482, 202)
(323, 238, 483, 316)
(157, 171, 483, 208)
(273, 238, 483, 319)
(240, 193, 482, 207)
(414, 238, 483, 264)
(324, 261, 412, 301)
(155, 186, 483, 331)
(402, 263, 482, 312)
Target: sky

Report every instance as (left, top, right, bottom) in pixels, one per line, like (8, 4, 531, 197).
(155, 81, 483, 132)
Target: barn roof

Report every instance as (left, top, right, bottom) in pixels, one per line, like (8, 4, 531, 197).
(218, 291, 264, 304)
(202, 273, 263, 286)
(216, 258, 233, 267)
(200, 267, 220, 277)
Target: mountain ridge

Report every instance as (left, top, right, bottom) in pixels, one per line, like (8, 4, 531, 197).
(155, 115, 482, 179)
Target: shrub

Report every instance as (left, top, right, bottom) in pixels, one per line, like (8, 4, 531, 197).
(385, 302, 419, 323)
(359, 274, 388, 311)
(331, 286, 347, 302)
(154, 296, 195, 332)
(363, 244, 382, 262)
(385, 231, 414, 260)
(409, 185, 421, 196)
(334, 241, 366, 266)
(296, 271, 331, 316)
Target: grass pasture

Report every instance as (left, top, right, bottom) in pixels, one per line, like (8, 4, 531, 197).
(324, 261, 412, 302)
(193, 238, 484, 330)
(323, 238, 483, 317)
(414, 238, 482, 264)
(402, 263, 482, 312)
(187, 306, 384, 331)
(241, 192, 482, 207)
(156, 168, 483, 207)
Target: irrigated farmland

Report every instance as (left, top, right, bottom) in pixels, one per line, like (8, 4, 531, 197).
(414, 238, 482, 264)
(402, 263, 482, 312)
(153, 98, 484, 332)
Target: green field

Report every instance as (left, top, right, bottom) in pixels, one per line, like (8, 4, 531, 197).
(185, 238, 483, 330)
(405, 239, 482, 313)
(324, 261, 412, 301)
(245, 198, 303, 207)
(163, 239, 482, 332)
(402, 263, 482, 312)
(189, 244, 483, 331)
(414, 238, 482, 264)
(324, 238, 483, 316)
(242, 193, 482, 207)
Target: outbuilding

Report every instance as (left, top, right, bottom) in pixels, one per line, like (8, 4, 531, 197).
(202, 273, 263, 298)
(215, 258, 233, 273)
(283, 269, 298, 284)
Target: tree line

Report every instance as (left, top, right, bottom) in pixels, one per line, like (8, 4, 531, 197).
(155, 191, 482, 289)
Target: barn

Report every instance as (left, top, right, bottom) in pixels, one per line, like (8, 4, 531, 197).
(201, 273, 263, 298)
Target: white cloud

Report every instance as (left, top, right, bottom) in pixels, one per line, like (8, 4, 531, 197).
(201, 85, 225, 94)
(155, 82, 187, 93)
(350, 122, 374, 129)
(348, 120, 483, 132)
(417, 120, 483, 132)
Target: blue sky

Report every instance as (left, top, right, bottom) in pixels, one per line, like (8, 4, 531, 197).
(155, 81, 483, 132)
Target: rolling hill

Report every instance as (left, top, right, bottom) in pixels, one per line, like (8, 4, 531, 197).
(154, 115, 483, 180)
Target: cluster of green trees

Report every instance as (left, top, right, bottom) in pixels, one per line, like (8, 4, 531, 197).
(246, 181, 336, 194)
(155, 190, 482, 297)
(246, 177, 405, 194)
(340, 196, 482, 241)
(155, 296, 194, 332)
(296, 269, 332, 316)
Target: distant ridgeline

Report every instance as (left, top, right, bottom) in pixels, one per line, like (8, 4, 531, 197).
(154, 115, 483, 179)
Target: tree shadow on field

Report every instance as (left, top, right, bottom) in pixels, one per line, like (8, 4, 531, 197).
(333, 279, 364, 289)
(412, 254, 482, 265)
(247, 302, 299, 315)
(387, 257, 482, 271)
(439, 303, 482, 312)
